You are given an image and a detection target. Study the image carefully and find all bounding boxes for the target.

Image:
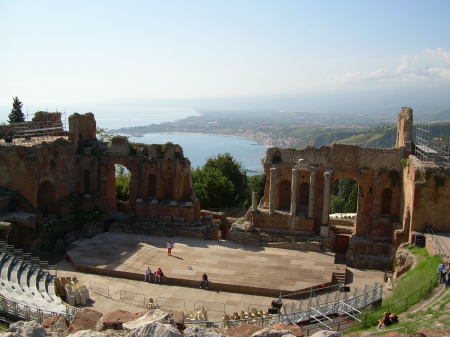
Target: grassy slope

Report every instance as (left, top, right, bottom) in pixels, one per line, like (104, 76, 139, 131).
(347, 246, 442, 333)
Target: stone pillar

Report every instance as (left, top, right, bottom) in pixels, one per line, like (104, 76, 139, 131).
(321, 171, 332, 236)
(308, 170, 316, 218)
(269, 168, 277, 214)
(251, 191, 258, 212)
(290, 168, 299, 216)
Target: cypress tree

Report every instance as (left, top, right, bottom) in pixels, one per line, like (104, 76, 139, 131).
(8, 97, 25, 124)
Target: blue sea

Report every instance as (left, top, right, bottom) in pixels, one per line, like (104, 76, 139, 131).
(94, 107, 267, 174)
(127, 133, 267, 174)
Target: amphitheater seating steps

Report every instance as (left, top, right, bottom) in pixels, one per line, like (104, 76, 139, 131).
(0, 243, 69, 314)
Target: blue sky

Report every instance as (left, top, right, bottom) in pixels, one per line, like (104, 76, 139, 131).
(1, 0, 450, 119)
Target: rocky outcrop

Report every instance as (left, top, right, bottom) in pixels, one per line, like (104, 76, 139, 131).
(250, 327, 296, 337)
(68, 331, 111, 337)
(123, 309, 175, 330)
(183, 326, 225, 337)
(67, 309, 103, 334)
(310, 331, 342, 337)
(41, 314, 69, 335)
(393, 248, 416, 280)
(125, 322, 182, 337)
(0, 321, 50, 337)
(102, 310, 146, 330)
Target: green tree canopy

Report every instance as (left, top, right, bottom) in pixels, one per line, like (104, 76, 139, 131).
(345, 184, 358, 212)
(192, 167, 235, 209)
(203, 153, 247, 203)
(8, 97, 25, 124)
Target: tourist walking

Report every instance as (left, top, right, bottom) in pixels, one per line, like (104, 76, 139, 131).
(217, 229, 222, 244)
(167, 241, 173, 256)
(144, 266, 152, 282)
(438, 262, 446, 284)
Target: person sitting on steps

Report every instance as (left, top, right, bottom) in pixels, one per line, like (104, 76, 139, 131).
(200, 273, 209, 290)
(155, 267, 164, 283)
(377, 312, 392, 329)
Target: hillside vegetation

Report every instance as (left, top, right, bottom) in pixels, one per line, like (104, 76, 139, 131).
(290, 122, 450, 149)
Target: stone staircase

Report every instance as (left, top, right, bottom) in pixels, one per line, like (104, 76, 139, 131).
(0, 241, 68, 315)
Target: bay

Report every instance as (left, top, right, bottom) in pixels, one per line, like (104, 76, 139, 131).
(127, 132, 267, 174)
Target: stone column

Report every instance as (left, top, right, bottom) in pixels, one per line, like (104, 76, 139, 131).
(308, 170, 316, 218)
(251, 191, 258, 212)
(321, 170, 332, 236)
(290, 168, 299, 216)
(269, 168, 277, 214)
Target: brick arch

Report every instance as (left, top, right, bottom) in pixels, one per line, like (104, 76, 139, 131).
(37, 180, 55, 216)
(277, 180, 291, 211)
(148, 174, 156, 197)
(298, 182, 309, 213)
(382, 188, 392, 215)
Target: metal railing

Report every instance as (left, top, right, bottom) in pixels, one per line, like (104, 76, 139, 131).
(425, 224, 450, 259)
(0, 294, 78, 324)
(119, 290, 146, 305)
(89, 281, 111, 298)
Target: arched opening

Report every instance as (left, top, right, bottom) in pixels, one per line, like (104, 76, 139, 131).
(382, 188, 392, 215)
(148, 174, 156, 198)
(83, 169, 91, 194)
(165, 177, 174, 200)
(330, 177, 359, 225)
(37, 180, 55, 216)
(278, 180, 291, 211)
(298, 182, 309, 214)
(115, 164, 130, 209)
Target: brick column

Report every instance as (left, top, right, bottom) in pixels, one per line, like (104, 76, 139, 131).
(308, 170, 316, 218)
(252, 191, 259, 212)
(290, 168, 299, 216)
(269, 167, 277, 215)
(321, 170, 332, 236)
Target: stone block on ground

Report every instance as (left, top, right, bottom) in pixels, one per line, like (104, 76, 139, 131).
(414, 329, 450, 337)
(2, 321, 50, 337)
(215, 324, 263, 337)
(68, 330, 112, 337)
(310, 331, 342, 337)
(68, 308, 104, 334)
(125, 321, 182, 337)
(266, 323, 303, 337)
(183, 326, 226, 337)
(250, 327, 295, 337)
(41, 314, 69, 333)
(123, 309, 174, 330)
(102, 310, 146, 329)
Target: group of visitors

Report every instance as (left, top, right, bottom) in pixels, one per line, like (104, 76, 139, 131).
(144, 266, 164, 283)
(377, 312, 399, 329)
(437, 262, 450, 287)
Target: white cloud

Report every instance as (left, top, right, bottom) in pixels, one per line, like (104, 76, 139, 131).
(340, 48, 450, 84)
(424, 48, 450, 64)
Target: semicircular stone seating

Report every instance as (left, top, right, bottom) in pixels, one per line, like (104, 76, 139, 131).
(0, 242, 68, 315)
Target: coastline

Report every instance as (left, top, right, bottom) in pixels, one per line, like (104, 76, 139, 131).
(123, 130, 275, 147)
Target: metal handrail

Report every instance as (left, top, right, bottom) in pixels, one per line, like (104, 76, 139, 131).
(364, 327, 408, 335)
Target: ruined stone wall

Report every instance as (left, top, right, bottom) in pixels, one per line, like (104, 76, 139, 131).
(401, 157, 450, 240)
(0, 113, 200, 226)
(96, 139, 200, 224)
(0, 139, 79, 215)
(259, 143, 405, 236)
(396, 107, 413, 152)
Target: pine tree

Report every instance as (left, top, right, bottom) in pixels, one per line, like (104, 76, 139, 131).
(8, 97, 25, 124)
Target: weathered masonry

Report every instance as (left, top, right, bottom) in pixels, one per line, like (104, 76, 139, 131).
(0, 113, 200, 236)
(248, 107, 450, 268)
